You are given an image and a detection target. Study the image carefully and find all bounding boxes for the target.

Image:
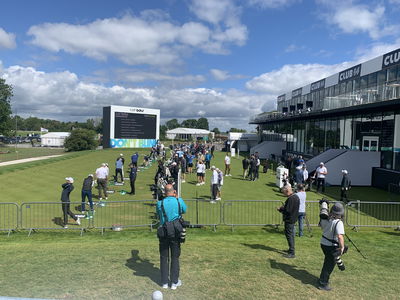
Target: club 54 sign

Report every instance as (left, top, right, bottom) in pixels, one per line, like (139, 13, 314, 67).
(382, 48, 400, 69)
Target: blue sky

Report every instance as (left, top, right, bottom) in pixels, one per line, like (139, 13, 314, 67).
(1, 0, 400, 131)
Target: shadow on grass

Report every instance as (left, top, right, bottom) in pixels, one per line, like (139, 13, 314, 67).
(52, 217, 64, 227)
(241, 243, 285, 254)
(379, 230, 400, 236)
(261, 226, 282, 235)
(269, 259, 318, 286)
(125, 250, 159, 285)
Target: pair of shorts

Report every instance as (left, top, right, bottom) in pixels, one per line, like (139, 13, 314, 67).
(188, 163, 193, 167)
(197, 173, 205, 178)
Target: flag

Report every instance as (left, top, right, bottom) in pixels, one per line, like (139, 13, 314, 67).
(40, 127, 48, 133)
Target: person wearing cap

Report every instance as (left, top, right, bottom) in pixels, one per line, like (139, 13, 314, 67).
(81, 174, 94, 213)
(210, 166, 219, 203)
(318, 202, 345, 291)
(216, 168, 224, 200)
(314, 162, 328, 193)
(131, 152, 139, 167)
(340, 170, 351, 203)
(61, 177, 80, 228)
(115, 156, 124, 183)
(224, 153, 231, 176)
(95, 163, 108, 200)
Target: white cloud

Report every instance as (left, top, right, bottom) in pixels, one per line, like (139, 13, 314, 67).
(0, 28, 16, 49)
(318, 1, 399, 40)
(210, 68, 246, 81)
(354, 38, 400, 62)
(1, 65, 263, 131)
(27, 9, 247, 66)
(248, 0, 300, 9)
(284, 44, 306, 53)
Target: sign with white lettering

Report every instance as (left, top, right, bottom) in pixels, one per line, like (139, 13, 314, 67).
(292, 88, 302, 98)
(339, 64, 361, 82)
(310, 79, 325, 92)
(278, 94, 286, 102)
(382, 48, 400, 69)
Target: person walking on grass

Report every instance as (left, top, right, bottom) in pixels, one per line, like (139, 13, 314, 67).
(129, 163, 138, 195)
(242, 157, 250, 179)
(61, 177, 80, 228)
(96, 163, 108, 200)
(277, 185, 300, 258)
(224, 153, 231, 176)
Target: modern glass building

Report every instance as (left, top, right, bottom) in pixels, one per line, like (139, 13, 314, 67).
(250, 48, 400, 172)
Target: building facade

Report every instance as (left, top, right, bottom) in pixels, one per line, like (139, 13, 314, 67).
(251, 48, 400, 172)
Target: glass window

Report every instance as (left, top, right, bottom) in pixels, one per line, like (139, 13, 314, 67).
(377, 70, 387, 85)
(354, 78, 360, 91)
(388, 66, 397, 82)
(368, 73, 377, 87)
(340, 82, 346, 94)
(334, 84, 340, 96)
(346, 80, 353, 93)
(360, 76, 368, 89)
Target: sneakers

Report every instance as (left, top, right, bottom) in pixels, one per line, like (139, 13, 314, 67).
(162, 283, 169, 289)
(182, 180, 186, 183)
(216, 197, 221, 201)
(63, 225, 68, 229)
(171, 279, 182, 290)
(76, 218, 81, 225)
(105, 197, 108, 200)
(210, 200, 216, 204)
(318, 284, 332, 291)
(283, 253, 295, 258)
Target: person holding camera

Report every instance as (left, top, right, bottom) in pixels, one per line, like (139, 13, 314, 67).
(156, 184, 187, 290)
(277, 185, 300, 258)
(318, 200, 346, 291)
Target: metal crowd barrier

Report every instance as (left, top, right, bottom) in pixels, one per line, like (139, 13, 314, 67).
(93, 200, 157, 232)
(0, 203, 19, 235)
(222, 200, 283, 228)
(346, 200, 400, 228)
(184, 199, 221, 230)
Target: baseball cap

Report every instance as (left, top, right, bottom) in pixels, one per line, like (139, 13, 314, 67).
(342, 170, 348, 174)
(65, 177, 74, 183)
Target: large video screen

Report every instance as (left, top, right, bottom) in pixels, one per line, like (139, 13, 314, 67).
(114, 112, 157, 139)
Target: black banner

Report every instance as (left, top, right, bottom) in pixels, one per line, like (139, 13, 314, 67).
(114, 112, 157, 139)
(382, 48, 400, 69)
(339, 64, 361, 82)
(310, 79, 325, 92)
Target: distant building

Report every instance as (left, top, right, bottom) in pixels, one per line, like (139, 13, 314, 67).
(41, 132, 70, 147)
(166, 128, 214, 141)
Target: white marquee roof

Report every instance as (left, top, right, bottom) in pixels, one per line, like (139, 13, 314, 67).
(166, 127, 210, 135)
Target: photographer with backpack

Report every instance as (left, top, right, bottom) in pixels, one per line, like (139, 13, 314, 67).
(156, 184, 187, 290)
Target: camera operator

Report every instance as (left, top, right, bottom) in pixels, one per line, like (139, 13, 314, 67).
(318, 200, 346, 291)
(156, 184, 187, 290)
(277, 185, 300, 258)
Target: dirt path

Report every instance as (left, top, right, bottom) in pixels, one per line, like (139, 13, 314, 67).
(0, 154, 63, 167)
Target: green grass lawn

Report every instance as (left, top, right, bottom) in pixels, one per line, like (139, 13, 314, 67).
(0, 229, 398, 299)
(0, 146, 65, 163)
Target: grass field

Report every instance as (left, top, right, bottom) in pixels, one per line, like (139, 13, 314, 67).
(0, 146, 65, 163)
(1, 149, 399, 299)
(0, 229, 399, 299)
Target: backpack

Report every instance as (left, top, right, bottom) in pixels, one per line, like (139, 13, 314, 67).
(157, 198, 186, 242)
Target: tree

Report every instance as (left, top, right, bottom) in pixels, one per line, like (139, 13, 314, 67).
(181, 119, 198, 128)
(212, 127, 220, 134)
(64, 129, 98, 151)
(197, 117, 209, 130)
(0, 78, 13, 136)
(159, 124, 167, 140)
(166, 119, 180, 130)
(229, 128, 247, 133)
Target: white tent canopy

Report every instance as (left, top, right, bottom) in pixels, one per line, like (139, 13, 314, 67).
(41, 132, 70, 147)
(166, 127, 213, 140)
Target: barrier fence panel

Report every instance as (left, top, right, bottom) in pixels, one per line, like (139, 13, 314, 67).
(346, 201, 400, 228)
(21, 202, 88, 231)
(0, 203, 19, 232)
(93, 200, 158, 230)
(223, 200, 283, 227)
(184, 199, 221, 227)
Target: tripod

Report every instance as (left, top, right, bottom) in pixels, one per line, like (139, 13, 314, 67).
(345, 233, 367, 259)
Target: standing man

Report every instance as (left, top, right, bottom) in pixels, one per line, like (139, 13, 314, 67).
(216, 168, 223, 200)
(81, 174, 94, 213)
(340, 170, 351, 203)
(249, 155, 257, 181)
(318, 201, 346, 291)
(210, 166, 219, 203)
(296, 184, 307, 237)
(224, 153, 231, 176)
(131, 152, 139, 167)
(205, 151, 212, 170)
(156, 184, 187, 290)
(128, 163, 138, 195)
(277, 185, 300, 258)
(61, 177, 80, 228)
(96, 163, 108, 200)
(315, 162, 328, 193)
(211, 144, 215, 158)
(242, 156, 250, 179)
(115, 156, 124, 183)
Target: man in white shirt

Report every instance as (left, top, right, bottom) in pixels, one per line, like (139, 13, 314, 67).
(296, 184, 307, 237)
(224, 153, 231, 176)
(314, 162, 328, 193)
(210, 166, 219, 203)
(95, 163, 108, 200)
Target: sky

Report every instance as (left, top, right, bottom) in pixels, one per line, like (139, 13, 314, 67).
(1, 0, 400, 132)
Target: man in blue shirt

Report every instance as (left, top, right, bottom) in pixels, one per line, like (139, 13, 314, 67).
(128, 163, 138, 195)
(156, 184, 187, 290)
(131, 152, 139, 167)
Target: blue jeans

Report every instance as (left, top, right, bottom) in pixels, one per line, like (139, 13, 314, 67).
(298, 212, 306, 237)
(81, 190, 93, 211)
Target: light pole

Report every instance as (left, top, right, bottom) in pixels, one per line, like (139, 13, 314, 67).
(14, 110, 18, 160)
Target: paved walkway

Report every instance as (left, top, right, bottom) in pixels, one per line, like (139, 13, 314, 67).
(0, 155, 63, 167)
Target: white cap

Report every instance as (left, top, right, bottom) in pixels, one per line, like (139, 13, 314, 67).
(65, 177, 74, 183)
(320, 162, 324, 165)
(342, 170, 348, 174)
(101, 163, 106, 167)
(88, 174, 94, 177)
(120, 153, 123, 156)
